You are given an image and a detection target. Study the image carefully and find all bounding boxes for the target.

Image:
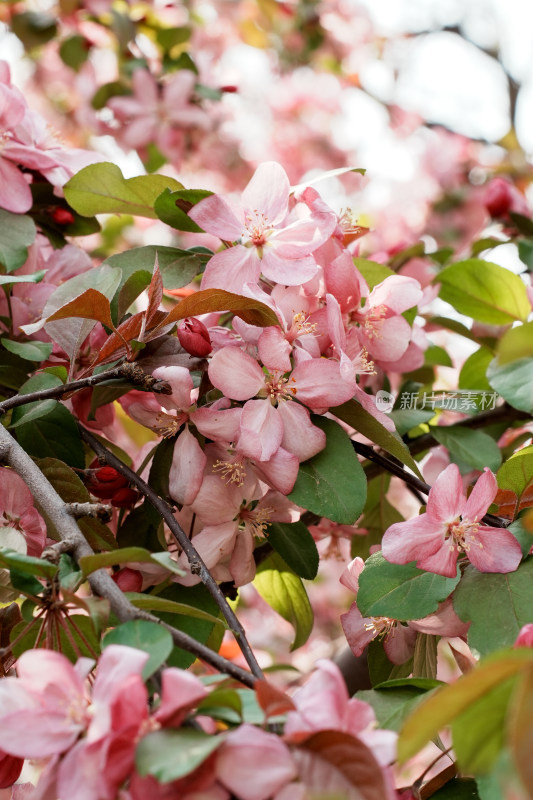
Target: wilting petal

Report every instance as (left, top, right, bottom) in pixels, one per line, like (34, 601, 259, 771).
(463, 468, 498, 522)
(426, 464, 465, 523)
(468, 526, 522, 574)
(169, 426, 207, 506)
(341, 603, 375, 657)
(209, 347, 264, 401)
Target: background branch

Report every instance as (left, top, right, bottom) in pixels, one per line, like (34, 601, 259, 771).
(0, 423, 256, 688)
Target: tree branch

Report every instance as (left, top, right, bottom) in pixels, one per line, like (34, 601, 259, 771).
(0, 423, 256, 687)
(0, 363, 172, 415)
(79, 425, 265, 681)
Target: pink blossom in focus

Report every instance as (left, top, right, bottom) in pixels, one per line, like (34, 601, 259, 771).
(188, 162, 336, 293)
(381, 464, 523, 578)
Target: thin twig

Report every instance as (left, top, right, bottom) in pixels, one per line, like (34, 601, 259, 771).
(79, 425, 265, 681)
(0, 363, 172, 415)
(0, 423, 256, 687)
(352, 440, 508, 528)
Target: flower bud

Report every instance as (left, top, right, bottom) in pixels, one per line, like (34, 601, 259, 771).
(112, 568, 143, 593)
(0, 750, 23, 789)
(51, 208, 75, 225)
(86, 464, 129, 500)
(177, 317, 212, 358)
(514, 623, 533, 648)
(111, 488, 139, 508)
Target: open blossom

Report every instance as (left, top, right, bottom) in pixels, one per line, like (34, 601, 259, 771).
(0, 467, 46, 557)
(339, 557, 469, 663)
(382, 464, 523, 578)
(188, 161, 336, 293)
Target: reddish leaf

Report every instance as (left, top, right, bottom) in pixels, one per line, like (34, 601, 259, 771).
(89, 309, 169, 369)
(154, 288, 280, 331)
(145, 257, 164, 329)
(255, 679, 296, 719)
(46, 288, 115, 330)
(293, 730, 388, 800)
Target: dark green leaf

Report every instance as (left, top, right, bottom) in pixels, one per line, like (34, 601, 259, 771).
(267, 521, 319, 580)
(288, 416, 367, 524)
(367, 639, 414, 686)
(102, 245, 203, 292)
(13, 402, 85, 468)
(1, 339, 53, 362)
(357, 680, 440, 731)
(79, 548, 184, 577)
(487, 357, 533, 413)
(11, 12, 57, 50)
(154, 188, 214, 233)
(59, 35, 90, 71)
(453, 559, 533, 656)
(412, 632, 438, 679)
(357, 552, 460, 621)
(0, 549, 57, 579)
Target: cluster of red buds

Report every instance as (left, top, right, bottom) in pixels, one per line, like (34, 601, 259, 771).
(84, 463, 138, 508)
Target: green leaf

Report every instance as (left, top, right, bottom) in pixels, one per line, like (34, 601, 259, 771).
(79, 547, 185, 577)
(453, 559, 533, 656)
(436, 259, 530, 324)
(1, 339, 53, 362)
(78, 518, 118, 553)
(424, 344, 453, 367)
(353, 258, 394, 288)
(10, 613, 99, 661)
(0, 209, 36, 272)
(332, 399, 424, 479)
(9, 372, 62, 427)
(154, 188, 213, 233)
(431, 427, 501, 472)
(288, 416, 367, 524)
(11, 12, 57, 50)
(508, 662, 533, 797)
(397, 649, 533, 763)
(124, 593, 225, 627)
(389, 408, 434, 436)
(357, 552, 460, 620)
(353, 490, 404, 561)
(0, 548, 57, 579)
(59, 35, 89, 70)
(136, 729, 223, 783)
(497, 445, 533, 502)
(102, 245, 203, 292)
(357, 679, 441, 731)
(367, 639, 414, 685)
(458, 347, 493, 392)
(518, 239, 533, 271)
(64, 163, 183, 218)
(12, 402, 85, 468)
(0, 270, 46, 285)
(451, 677, 515, 773)
(430, 779, 481, 799)
(253, 552, 313, 651)
(155, 583, 224, 670)
(267, 521, 319, 580)
(487, 357, 533, 413)
(117, 502, 162, 551)
(103, 619, 173, 680)
(117, 270, 152, 320)
(496, 321, 533, 365)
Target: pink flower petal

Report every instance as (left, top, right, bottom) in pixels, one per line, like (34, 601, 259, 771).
(252, 446, 299, 495)
(237, 400, 284, 461)
(169, 426, 207, 505)
(341, 603, 375, 657)
(383, 624, 417, 665)
(208, 347, 264, 401)
(242, 162, 290, 226)
(426, 463, 465, 523)
(155, 669, 207, 727)
(261, 249, 318, 286)
(468, 526, 522, 573)
(277, 401, 326, 461)
(188, 194, 243, 240)
(201, 246, 261, 293)
(291, 358, 355, 410)
(382, 514, 446, 565)
(463, 468, 498, 522)
(258, 326, 292, 373)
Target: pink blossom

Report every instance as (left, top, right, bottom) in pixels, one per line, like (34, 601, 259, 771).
(284, 660, 397, 769)
(215, 724, 297, 800)
(0, 467, 46, 557)
(381, 464, 523, 578)
(514, 624, 533, 648)
(339, 557, 468, 664)
(188, 162, 336, 293)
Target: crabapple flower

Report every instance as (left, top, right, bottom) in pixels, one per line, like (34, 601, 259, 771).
(381, 464, 523, 578)
(188, 162, 336, 293)
(514, 624, 533, 648)
(339, 557, 468, 664)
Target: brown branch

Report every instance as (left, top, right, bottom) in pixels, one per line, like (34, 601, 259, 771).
(352, 440, 507, 528)
(0, 422, 256, 688)
(0, 363, 172, 415)
(79, 425, 265, 681)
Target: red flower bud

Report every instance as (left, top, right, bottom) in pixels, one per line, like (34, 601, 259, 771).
(514, 623, 533, 648)
(112, 567, 143, 593)
(0, 750, 23, 789)
(86, 464, 129, 500)
(111, 488, 139, 508)
(51, 208, 75, 225)
(177, 317, 212, 357)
